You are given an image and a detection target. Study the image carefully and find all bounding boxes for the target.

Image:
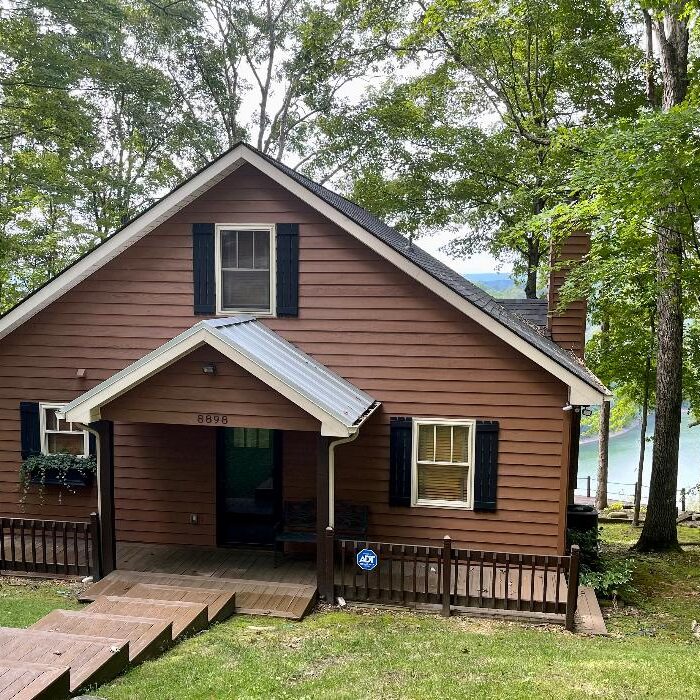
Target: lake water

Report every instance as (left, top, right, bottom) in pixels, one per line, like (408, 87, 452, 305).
(577, 412, 700, 506)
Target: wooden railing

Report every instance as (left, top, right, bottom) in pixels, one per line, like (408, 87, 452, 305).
(0, 513, 100, 579)
(335, 536, 581, 630)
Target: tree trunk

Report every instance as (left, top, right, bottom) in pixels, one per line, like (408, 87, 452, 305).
(642, 9, 658, 108)
(633, 350, 652, 528)
(635, 223, 683, 550)
(635, 6, 687, 552)
(595, 317, 610, 510)
(524, 264, 537, 299)
(596, 399, 610, 511)
(524, 236, 540, 299)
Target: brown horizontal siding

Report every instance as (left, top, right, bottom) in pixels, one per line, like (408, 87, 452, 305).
(101, 346, 320, 432)
(112, 423, 215, 546)
(0, 163, 570, 554)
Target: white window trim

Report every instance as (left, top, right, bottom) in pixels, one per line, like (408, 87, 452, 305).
(215, 223, 276, 317)
(39, 402, 89, 457)
(411, 417, 476, 510)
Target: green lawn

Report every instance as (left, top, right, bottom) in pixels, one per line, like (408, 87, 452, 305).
(599, 523, 700, 640)
(2, 526, 700, 700)
(0, 577, 81, 627)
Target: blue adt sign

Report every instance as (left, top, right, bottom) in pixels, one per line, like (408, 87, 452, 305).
(357, 548, 378, 571)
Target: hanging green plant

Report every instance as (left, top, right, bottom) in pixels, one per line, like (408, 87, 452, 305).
(19, 453, 97, 505)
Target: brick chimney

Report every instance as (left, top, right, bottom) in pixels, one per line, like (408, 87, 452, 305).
(547, 230, 590, 358)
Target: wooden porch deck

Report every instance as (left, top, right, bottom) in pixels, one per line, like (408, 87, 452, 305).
(116, 541, 316, 585)
(79, 542, 318, 621)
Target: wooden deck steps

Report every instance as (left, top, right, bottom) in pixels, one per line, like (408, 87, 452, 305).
(124, 584, 237, 623)
(575, 586, 608, 635)
(83, 597, 210, 640)
(30, 611, 172, 665)
(2, 570, 250, 699)
(0, 660, 70, 700)
(81, 570, 317, 621)
(0, 628, 129, 694)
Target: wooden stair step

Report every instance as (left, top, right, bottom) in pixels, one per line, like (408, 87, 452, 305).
(84, 596, 208, 640)
(0, 659, 70, 700)
(30, 610, 172, 665)
(0, 628, 128, 694)
(124, 584, 236, 623)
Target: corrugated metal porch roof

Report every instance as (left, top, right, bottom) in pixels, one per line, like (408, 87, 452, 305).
(205, 316, 377, 429)
(62, 316, 379, 436)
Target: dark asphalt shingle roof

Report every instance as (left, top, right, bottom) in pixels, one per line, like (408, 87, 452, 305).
(253, 145, 605, 396)
(498, 298, 550, 330)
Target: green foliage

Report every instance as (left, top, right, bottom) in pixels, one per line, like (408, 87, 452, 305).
(581, 557, 636, 599)
(569, 526, 635, 598)
(315, 0, 642, 294)
(19, 453, 97, 505)
(0, 0, 372, 311)
(567, 526, 601, 567)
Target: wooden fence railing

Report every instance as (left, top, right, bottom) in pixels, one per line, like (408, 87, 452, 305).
(335, 536, 580, 630)
(0, 513, 100, 579)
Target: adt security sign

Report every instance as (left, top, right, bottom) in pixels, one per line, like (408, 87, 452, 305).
(356, 548, 378, 571)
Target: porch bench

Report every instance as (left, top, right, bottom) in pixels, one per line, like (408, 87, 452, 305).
(274, 500, 368, 566)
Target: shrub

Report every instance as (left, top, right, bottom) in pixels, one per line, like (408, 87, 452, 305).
(567, 527, 601, 568)
(607, 502, 625, 512)
(568, 527, 635, 600)
(581, 557, 636, 600)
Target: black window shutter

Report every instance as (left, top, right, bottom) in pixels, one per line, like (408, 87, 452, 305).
(88, 431, 97, 456)
(474, 420, 499, 511)
(276, 223, 299, 317)
(19, 402, 41, 460)
(192, 223, 216, 314)
(389, 417, 413, 506)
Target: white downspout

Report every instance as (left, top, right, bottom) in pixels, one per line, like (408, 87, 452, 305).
(328, 431, 360, 528)
(75, 421, 101, 512)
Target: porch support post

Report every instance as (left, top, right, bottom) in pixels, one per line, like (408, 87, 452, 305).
(91, 419, 116, 576)
(316, 434, 333, 601)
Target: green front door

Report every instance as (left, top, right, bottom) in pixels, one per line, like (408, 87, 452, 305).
(217, 427, 280, 545)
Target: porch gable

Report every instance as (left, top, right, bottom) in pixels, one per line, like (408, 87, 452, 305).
(61, 315, 379, 438)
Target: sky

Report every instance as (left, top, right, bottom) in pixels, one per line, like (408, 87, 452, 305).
(408, 228, 512, 276)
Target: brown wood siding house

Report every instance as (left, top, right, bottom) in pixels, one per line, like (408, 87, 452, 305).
(0, 145, 607, 586)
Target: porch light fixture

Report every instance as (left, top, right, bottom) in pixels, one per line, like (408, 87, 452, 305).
(202, 362, 217, 375)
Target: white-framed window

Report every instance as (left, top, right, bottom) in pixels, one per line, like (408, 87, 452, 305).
(39, 403, 89, 457)
(215, 224, 276, 315)
(411, 418, 476, 509)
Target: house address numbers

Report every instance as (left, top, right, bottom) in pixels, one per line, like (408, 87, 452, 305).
(197, 414, 228, 424)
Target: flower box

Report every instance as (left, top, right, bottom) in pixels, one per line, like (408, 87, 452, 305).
(28, 467, 94, 488)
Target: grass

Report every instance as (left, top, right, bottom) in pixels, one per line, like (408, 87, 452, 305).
(0, 576, 82, 627)
(2, 525, 700, 699)
(599, 523, 700, 641)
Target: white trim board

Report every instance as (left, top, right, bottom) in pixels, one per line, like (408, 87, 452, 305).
(0, 143, 607, 404)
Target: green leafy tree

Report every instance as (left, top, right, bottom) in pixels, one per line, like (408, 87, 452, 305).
(317, 0, 642, 296)
(537, 94, 700, 551)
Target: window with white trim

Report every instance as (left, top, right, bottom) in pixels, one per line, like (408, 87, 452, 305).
(412, 419, 475, 508)
(216, 224, 275, 314)
(40, 403, 89, 457)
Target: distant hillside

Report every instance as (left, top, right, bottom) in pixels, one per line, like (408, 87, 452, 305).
(465, 272, 525, 299)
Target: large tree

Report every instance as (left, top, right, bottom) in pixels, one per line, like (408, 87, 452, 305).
(316, 0, 642, 296)
(536, 74, 700, 552)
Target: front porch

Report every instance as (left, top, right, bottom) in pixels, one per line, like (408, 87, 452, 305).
(80, 541, 318, 619)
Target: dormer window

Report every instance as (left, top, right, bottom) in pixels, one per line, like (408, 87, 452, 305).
(215, 224, 275, 315)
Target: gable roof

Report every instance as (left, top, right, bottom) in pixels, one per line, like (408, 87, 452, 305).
(0, 142, 608, 405)
(62, 315, 379, 438)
